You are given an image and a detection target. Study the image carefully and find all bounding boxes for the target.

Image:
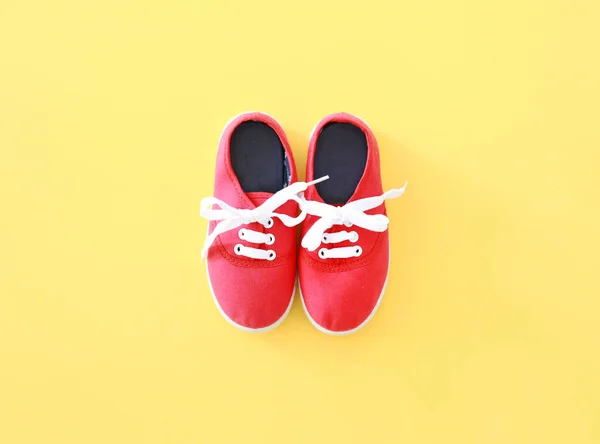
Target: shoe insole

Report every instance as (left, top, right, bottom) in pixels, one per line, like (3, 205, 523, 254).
(314, 122, 368, 204)
(230, 121, 286, 194)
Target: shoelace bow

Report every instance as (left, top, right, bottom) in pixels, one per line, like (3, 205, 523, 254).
(300, 183, 407, 253)
(200, 176, 329, 259)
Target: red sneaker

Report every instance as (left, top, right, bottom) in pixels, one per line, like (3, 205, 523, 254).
(200, 112, 324, 332)
(298, 113, 407, 335)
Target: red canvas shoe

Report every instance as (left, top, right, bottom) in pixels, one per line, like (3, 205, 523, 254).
(200, 112, 325, 332)
(298, 113, 407, 335)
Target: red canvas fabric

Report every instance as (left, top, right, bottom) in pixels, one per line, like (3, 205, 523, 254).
(299, 113, 394, 334)
(204, 112, 298, 331)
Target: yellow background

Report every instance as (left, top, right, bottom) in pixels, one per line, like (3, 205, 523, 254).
(1, 0, 599, 442)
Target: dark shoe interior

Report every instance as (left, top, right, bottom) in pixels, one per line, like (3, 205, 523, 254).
(230, 121, 287, 193)
(314, 122, 368, 204)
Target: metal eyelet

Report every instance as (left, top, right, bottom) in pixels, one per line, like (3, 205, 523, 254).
(322, 234, 329, 244)
(318, 248, 327, 259)
(266, 250, 276, 261)
(234, 244, 243, 255)
(264, 218, 274, 228)
(354, 246, 362, 257)
(349, 231, 359, 242)
(265, 233, 275, 245)
(238, 229, 246, 239)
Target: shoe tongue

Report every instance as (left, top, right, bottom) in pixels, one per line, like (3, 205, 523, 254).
(246, 192, 273, 206)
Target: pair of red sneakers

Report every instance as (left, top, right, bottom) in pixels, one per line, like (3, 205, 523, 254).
(200, 112, 406, 335)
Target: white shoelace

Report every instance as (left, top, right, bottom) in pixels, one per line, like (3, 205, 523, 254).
(200, 176, 329, 260)
(300, 183, 407, 259)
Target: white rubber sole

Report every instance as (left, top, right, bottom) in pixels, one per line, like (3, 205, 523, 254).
(298, 253, 391, 336)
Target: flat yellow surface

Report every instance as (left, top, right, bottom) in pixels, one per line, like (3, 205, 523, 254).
(1, 1, 600, 443)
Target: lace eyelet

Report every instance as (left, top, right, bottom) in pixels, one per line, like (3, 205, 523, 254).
(266, 250, 276, 261)
(264, 218, 274, 228)
(238, 229, 245, 239)
(234, 244, 243, 255)
(354, 246, 362, 257)
(349, 231, 359, 242)
(322, 234, 329, 243)
(318, 248, 327, 259)
(265, 233, 275, 245)
(344, 221, 353, 228)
